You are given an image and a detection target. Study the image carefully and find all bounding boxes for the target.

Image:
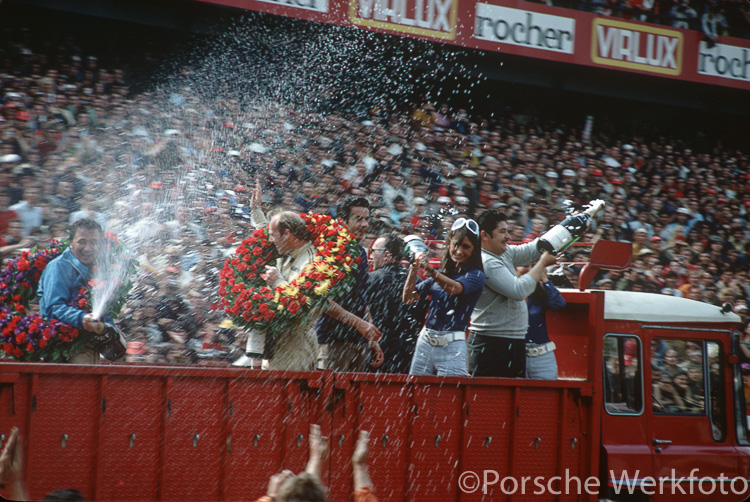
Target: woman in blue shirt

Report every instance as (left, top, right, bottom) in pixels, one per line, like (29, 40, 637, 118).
(403, 218, 485, 376)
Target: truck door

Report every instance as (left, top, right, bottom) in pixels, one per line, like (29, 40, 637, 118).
(648, 332, 739, 500)
(601, 334, 652, 491)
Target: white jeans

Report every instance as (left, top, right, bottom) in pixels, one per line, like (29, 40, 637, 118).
(525, 350, 558, 380)
(409, 335, 469, 377)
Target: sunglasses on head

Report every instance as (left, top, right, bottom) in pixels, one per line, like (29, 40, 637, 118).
(451, 218, 479, 236)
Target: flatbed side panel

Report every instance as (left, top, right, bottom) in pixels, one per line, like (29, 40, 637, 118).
(409, 383, 462, 501)
(281, 379, 315, 474)
(354, 380, 411, 502)
(0, 365, 593, 501)
(225, 377, 287, 501)
(461, 384, 514, 501)
(26, 374, 99, 500)
(99, 375, 162, 501)
(162, 376, 225, 501)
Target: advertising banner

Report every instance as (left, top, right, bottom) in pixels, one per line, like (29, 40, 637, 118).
(194, 0, 750, 90)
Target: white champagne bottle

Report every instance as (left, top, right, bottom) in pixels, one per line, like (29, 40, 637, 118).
(537, 200, 605, 254)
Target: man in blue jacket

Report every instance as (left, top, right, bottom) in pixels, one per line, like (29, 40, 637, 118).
(38, 217, 106, 363)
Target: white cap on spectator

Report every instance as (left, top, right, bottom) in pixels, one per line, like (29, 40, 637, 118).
(413, 197, 427, 205)
(227, 150, 241, 157)
(546, 171, 559, 178)
(387, 144, 403, 156)
(562, 169, 576, 177)
(676, 207, 691, 216)
(461, 169, 478, 178)
(455, 196, 470, 204)
(513, 173, 527, 181)
(0, 154, 22, 163)
(437, 196, 452, 204)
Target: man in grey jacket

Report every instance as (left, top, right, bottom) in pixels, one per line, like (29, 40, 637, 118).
(468, 209, 556, 377)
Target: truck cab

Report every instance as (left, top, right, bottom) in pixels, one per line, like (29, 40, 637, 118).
(552, 287, 749, 501)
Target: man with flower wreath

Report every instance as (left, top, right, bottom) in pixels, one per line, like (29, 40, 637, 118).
(316, 196, 382, 372)
(249, 181, 383, 371)
(38, 217, 108, 364)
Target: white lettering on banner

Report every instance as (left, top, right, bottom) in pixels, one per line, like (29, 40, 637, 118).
(474, 4, 575, 54)
(256, 0, 329, 12)
(698, 42, 750, 82)
(591, 19, 682, 76)
(596, 26, 677, 67)
(351, 0, 457, 38)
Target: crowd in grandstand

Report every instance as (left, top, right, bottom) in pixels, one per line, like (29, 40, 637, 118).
(0, 22, 748, 367)
(540, 0, 750, 40)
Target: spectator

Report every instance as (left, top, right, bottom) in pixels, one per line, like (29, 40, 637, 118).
(0, 187, 18, 236)
(8, 184, 43, 236)
(0, 428, 29, 501)
(668, 0, 698, 29)
(0, 219, 33, 260)
(701, 7, 728, 47)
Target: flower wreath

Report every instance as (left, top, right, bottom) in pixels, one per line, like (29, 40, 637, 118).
(219, 212, 362, 337)
(0, 232, 137, 362)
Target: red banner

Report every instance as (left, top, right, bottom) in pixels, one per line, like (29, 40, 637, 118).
(196, 0, 750, 90)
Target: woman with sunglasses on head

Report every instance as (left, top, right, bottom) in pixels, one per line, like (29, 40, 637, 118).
(402, 217, 485, 376)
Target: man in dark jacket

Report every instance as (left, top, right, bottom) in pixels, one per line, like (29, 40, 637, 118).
(367, 234, 427, 373)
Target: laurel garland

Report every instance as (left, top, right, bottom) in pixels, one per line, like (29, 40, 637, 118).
(219, 212, 362, 337)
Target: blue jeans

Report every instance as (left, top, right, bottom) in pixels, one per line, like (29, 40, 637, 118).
(525, 351, 558, 380)
(409, 335, 469, 377)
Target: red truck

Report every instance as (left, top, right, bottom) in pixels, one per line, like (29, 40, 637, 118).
(0, 243, 748, 501)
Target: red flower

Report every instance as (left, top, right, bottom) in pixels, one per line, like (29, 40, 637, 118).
(253, 247, 263, 256)
(288, 300, 301, 315)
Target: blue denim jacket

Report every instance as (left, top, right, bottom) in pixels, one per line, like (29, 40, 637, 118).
(38, 247, 91, 329)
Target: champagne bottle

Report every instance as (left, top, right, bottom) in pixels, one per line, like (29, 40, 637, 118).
(97, 322, 127, 361)
(537, 200, 605, 254)
(403, 235, 430, 263)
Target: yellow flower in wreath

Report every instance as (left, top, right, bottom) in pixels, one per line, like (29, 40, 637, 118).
(314, 280, 331, 296)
